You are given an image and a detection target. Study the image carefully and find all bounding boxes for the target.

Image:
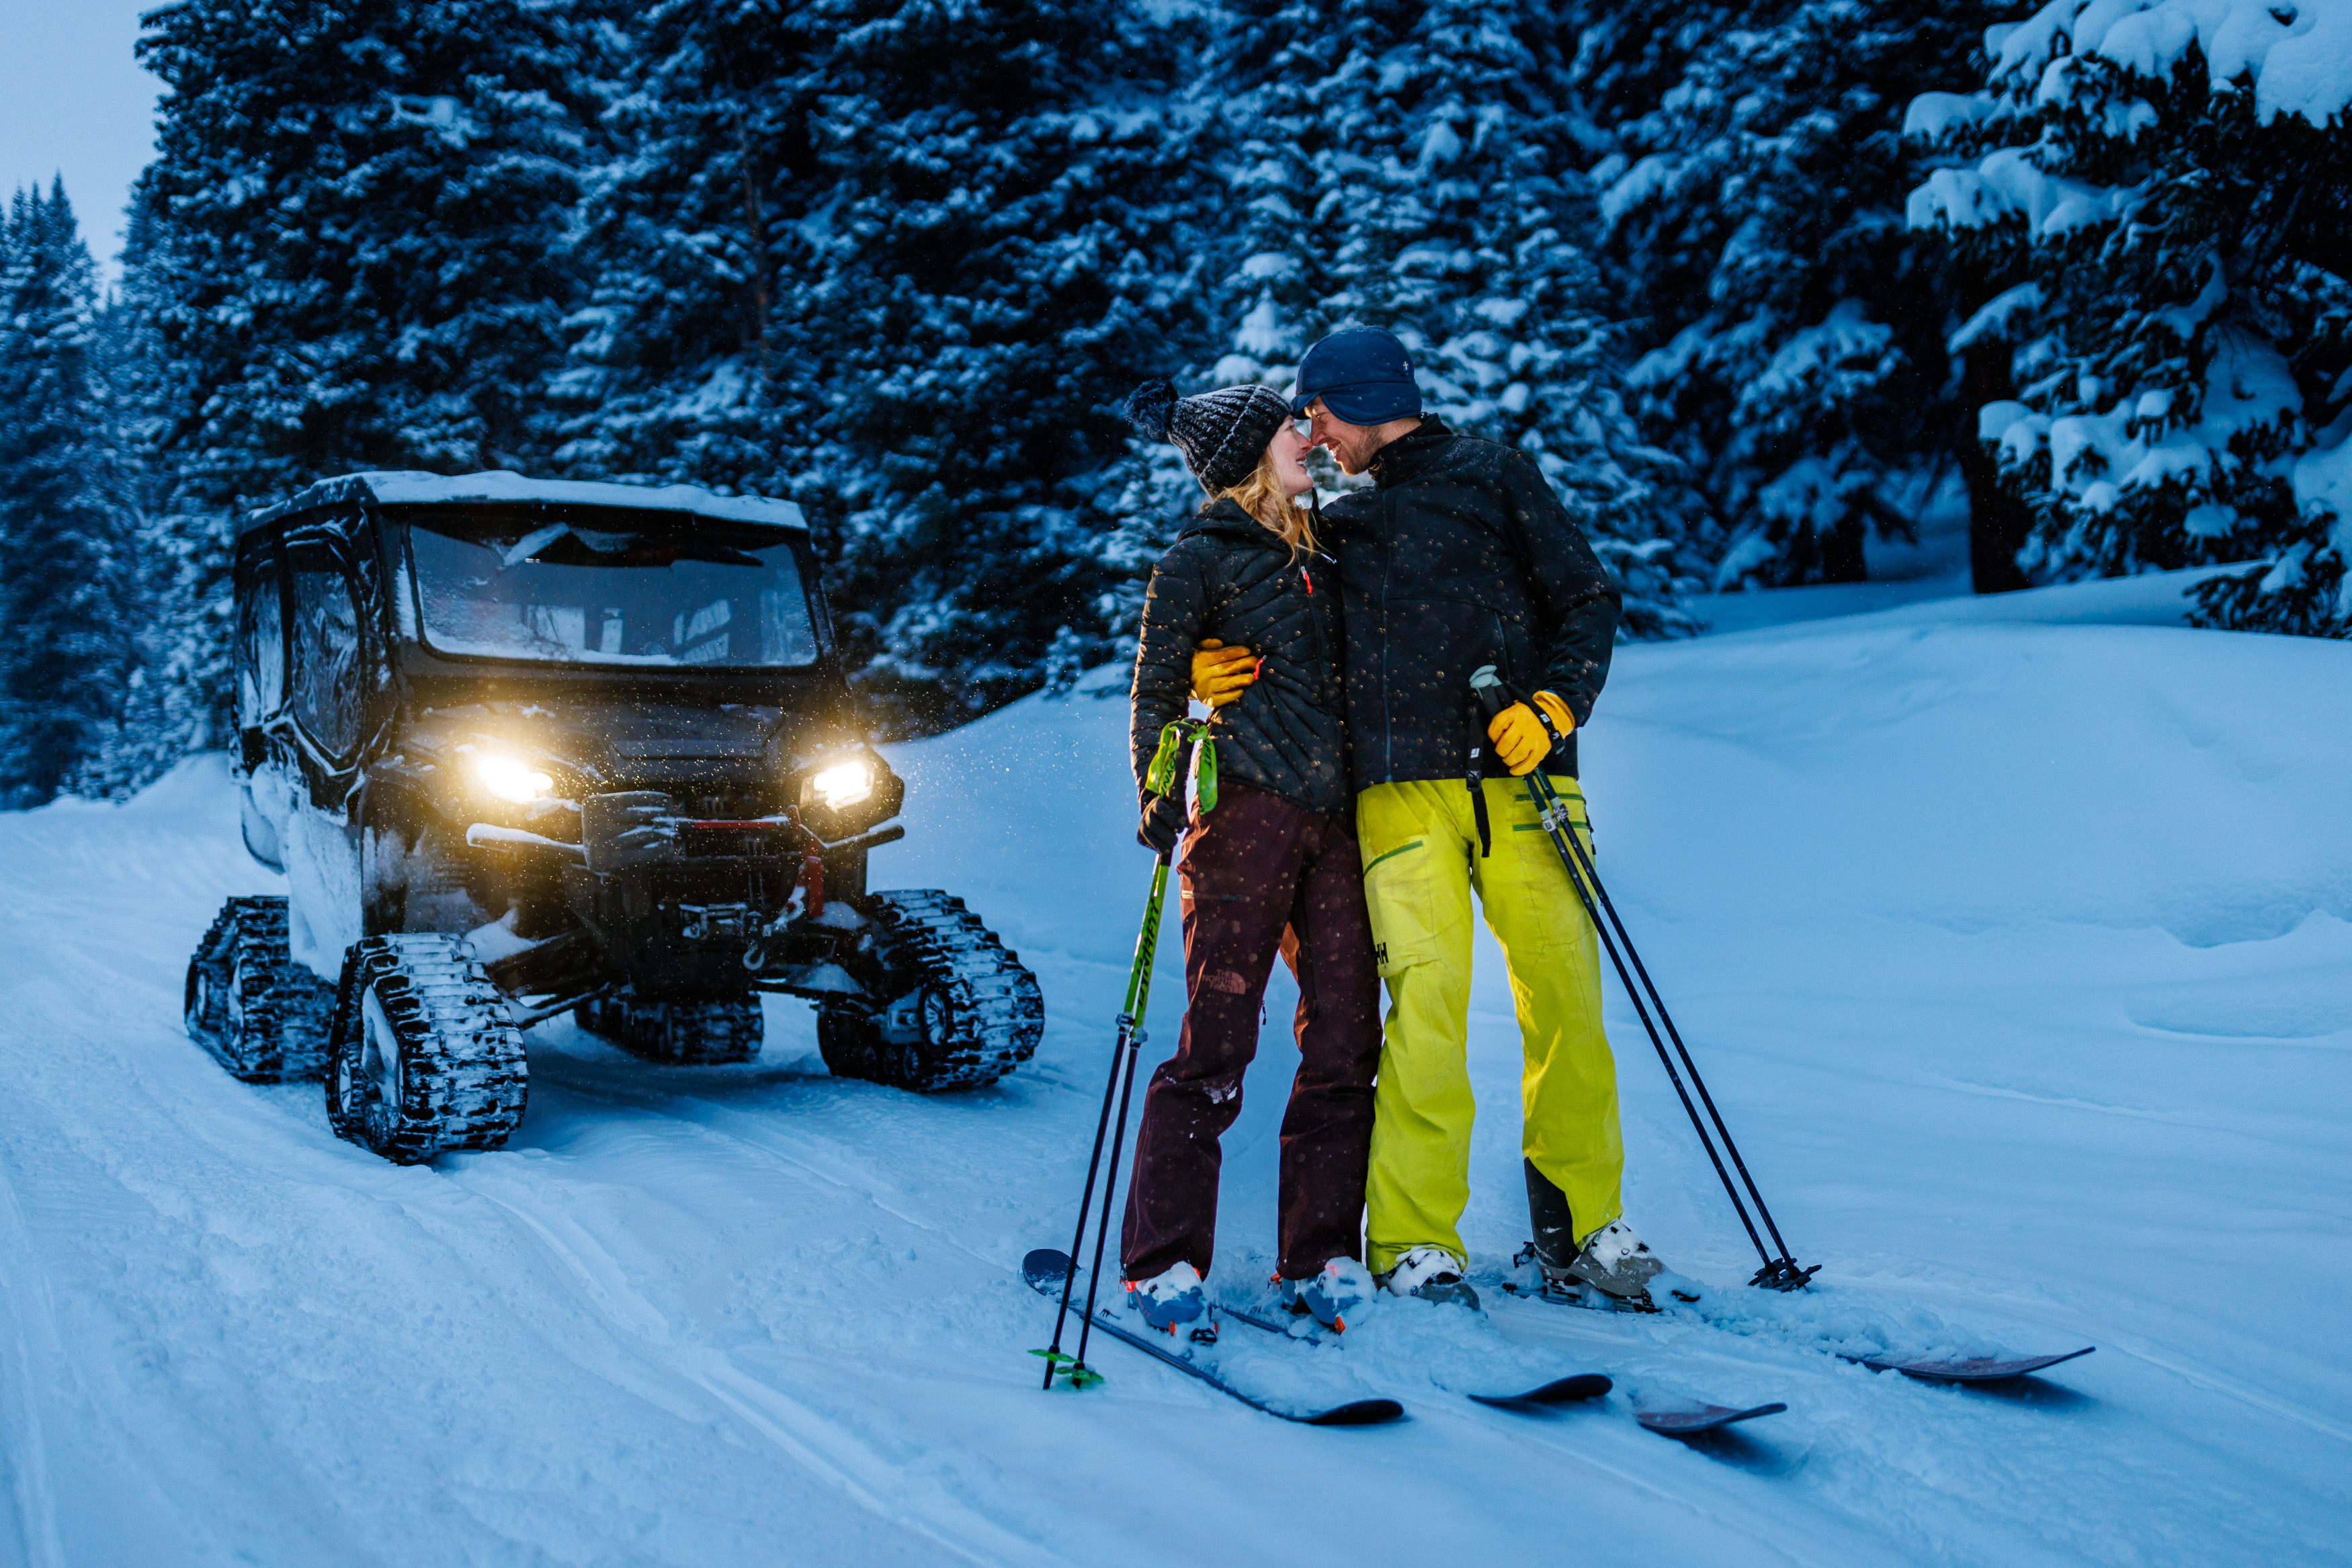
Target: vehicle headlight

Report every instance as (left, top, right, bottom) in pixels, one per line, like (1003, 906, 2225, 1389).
(810, 759, 874, 811)
(474, 751, 554, 803)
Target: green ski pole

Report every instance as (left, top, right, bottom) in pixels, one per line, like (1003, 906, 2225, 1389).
(1038, 726, 1197, 1388)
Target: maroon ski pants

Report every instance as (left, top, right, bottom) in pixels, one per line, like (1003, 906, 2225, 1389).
(1120, 781, 1384, 1284)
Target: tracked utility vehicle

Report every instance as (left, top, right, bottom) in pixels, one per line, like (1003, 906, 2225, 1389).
(185, 472, 1043, 1162)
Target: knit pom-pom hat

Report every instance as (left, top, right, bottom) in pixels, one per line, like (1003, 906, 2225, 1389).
(1120, 378, 1294, 494)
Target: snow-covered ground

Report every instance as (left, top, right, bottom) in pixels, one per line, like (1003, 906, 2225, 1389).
(4, 580, 2349, 1566)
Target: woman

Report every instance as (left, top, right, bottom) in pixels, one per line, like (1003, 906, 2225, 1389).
(1116, 378, 1384, 1336)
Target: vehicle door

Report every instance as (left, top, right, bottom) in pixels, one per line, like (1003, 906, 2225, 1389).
(283, 517, 372, 811)
(233, 526, 291, 869)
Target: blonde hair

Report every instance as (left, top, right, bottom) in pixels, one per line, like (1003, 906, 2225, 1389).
(1210, 449, 1319, 560)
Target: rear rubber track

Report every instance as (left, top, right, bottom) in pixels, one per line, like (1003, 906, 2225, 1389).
(184, 895, 334, 1082)
(579, 994, 763, 1065)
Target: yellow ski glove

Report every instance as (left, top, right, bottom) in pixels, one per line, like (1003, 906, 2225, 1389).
(1486, 691, 1577, 776)
(1191, 638, 1260, 707)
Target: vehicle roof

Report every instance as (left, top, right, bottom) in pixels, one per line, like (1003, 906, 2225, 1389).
(241, 470, 808, 534)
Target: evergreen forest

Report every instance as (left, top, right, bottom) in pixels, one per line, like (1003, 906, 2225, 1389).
(1, 0, 2347, 804)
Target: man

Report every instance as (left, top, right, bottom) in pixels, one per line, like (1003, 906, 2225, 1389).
(1193, 325, 1669, 1310)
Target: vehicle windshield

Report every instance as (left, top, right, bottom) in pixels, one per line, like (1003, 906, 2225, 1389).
(403, 507, 819, 668)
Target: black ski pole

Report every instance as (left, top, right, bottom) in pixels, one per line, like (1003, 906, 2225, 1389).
(1038, 845, 1176, 1387)
(1515, 716, 1813, 1291)
(1554, 797, 1808, 1283)
(1038, 925, 1142, 1390)
(1470, 667, 1816, 1291)
(1073, 974, 1151, 1378)
(1506, 748, 1773, 1269)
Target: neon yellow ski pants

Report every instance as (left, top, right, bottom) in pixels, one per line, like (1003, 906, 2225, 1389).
(1357, 775, 1624, 1274)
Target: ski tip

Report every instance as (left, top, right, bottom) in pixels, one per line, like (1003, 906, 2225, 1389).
(1469, 1373, 1613, 1407)
(1023, 1249, 1079, 1291)
(1634, 1401, 1787, 1436)
(1305, 1398, 1406, 1426)
(1870, 1346, 2095, 1383)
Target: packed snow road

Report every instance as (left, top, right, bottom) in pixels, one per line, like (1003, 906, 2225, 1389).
(3, 593, 2349, 1566)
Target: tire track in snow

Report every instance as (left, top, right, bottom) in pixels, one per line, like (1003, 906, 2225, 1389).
(0, 1152, 69, 1568)
(1484, 1289, 2347, 1565)
(1884, 1274, 2352, 1449)
(1417, 1401, 1870, 1568)
(521, 1055, 1017, 1274)
(450, 1166, 1077, 1568)
(521, 1045, 1904, 1567)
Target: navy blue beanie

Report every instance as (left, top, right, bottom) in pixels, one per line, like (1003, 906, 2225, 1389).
(1290, 326, 1421, 424)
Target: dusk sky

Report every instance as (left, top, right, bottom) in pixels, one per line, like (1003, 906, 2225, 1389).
(1, 1, 166, 285)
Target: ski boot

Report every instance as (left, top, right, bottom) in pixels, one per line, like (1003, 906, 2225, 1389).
(1126, 1262, 1216, 1342)
(1523, 1158, 1665, 1310)
(1375, 1246, 1480, 1311)
(1279, 1258, 1374, 1332)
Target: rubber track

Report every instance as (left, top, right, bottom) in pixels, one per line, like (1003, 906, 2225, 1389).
(327, 934, 528, 1162)
(583, 996, 763, 1065)
(862, 890, 1045, 1092)
(185, 896, 334, 1082)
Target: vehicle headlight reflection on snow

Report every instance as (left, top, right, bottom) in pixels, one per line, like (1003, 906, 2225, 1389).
(474, 751, 555, 803)
(810, 758, 874, 812)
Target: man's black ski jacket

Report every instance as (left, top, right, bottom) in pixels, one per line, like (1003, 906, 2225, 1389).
(1130, 498, 1351, 815)
(1320, 419, 1622, 785)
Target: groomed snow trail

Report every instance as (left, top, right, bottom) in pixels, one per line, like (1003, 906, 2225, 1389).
(3, 601, 2349, 1566)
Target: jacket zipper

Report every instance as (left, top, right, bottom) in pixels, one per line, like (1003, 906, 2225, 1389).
(1380, 488, 1394, 783)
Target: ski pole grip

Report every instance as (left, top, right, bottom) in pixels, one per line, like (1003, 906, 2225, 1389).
(1469, 664, 1511, 720)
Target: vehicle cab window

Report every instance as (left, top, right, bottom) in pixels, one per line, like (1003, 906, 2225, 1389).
(403, 507, 821, 668)
(288, 551, 364, 757)
(237, 544, 286, 731)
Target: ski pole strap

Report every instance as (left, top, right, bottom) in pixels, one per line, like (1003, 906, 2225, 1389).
(1144, 722, 1185, 795)
(1145, 719, 1218, 815)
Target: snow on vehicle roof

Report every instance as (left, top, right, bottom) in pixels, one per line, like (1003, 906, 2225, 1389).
(244, 470, 808, 532)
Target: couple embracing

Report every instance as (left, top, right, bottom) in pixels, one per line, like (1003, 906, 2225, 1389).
(1115, 326, 1669, 1338)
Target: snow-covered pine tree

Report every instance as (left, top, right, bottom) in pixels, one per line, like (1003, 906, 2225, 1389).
(1177, 0, 1711, 636)
(1908, 0, 2352, 634)
(0, 181, 138, 805)
(1568, 0, 1988, 590)
(767, 0, 1216, 732)
(549, 0, 820, 499)
(565, 0, 1214, 731)
(113, 0, 598, 767)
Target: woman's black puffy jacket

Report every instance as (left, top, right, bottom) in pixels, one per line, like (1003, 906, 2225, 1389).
(1130, 498, 1349, 815)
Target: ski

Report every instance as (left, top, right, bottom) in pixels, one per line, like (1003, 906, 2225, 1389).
(1214, 1299, 1607, 1407)
(1468, 1374, 1615, 1409)
(1021, 1250, 1404, 1427)
(1845, 1346, 2095, 1383)
(1222, 1299, 1618, 1409)
(1505, 1275, 2096, 1387)
(1216, 1297, 1784, 1434)
(1633, 1402, 1788, 1436)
